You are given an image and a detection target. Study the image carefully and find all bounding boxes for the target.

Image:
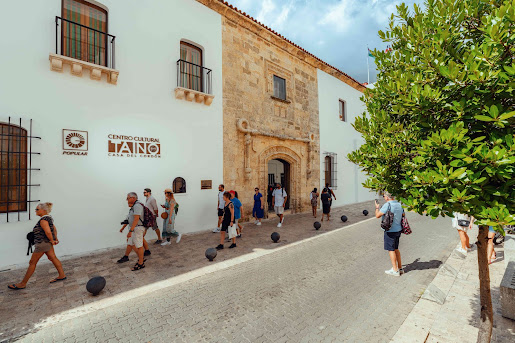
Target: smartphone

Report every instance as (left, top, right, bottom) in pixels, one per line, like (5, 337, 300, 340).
(375, 199, 379, 205)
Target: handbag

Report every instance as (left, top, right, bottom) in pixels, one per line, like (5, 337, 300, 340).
(458, 219, 470, 227)
(401, 211, 412, 235)
(228, 224, 237, 239)
(381, 203, 394, 231)
(160, 212, 168, 219)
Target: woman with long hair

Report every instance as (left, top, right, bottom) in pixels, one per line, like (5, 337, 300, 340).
(161, 188, 181, 245)
(8, 202, 66, 290)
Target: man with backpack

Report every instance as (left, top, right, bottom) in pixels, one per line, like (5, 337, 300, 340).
(117, 192, 155, 270)
(375, 191, 404, 276)
(272, 183, 287, 228)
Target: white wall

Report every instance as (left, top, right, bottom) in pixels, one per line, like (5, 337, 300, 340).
(317, 70, 376, 207)
(0, 0, 223, 269)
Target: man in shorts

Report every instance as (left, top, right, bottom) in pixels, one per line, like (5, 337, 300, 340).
(144, 188, 162, 244)
(117, 192, 146, 270)
(213, 184, 225, 233)
(272, 183, 287, 228)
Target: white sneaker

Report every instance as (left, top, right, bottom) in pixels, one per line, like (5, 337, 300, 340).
(277, 223, 282, 228)
(456, 247, 467, 255)
(161, 241, 171, 246)
(254, 220, 258, 225)
(256, 222, 262, 226)
(385, 268, 400, 276)
(212, 227, 220, 233)
(176, 233, 182, 244)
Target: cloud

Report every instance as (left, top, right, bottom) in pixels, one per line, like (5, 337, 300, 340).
(227, 0, 424, 83)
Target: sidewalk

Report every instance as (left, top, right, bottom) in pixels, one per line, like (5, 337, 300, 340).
(0, 200, 375, 342)
(391, 227, 515, 343)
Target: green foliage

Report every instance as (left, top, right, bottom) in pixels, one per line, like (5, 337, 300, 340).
(349, 0, 515, 230)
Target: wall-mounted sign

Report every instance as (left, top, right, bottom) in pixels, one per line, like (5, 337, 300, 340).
(107, 134, 161, 158)
(201, 180, 212, 190)
(62, 129, 88, 156)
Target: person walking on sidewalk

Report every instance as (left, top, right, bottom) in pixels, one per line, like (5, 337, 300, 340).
(253, 187, 264, 226)
(452, 212, 474, 254)
(272, 183, 287, 228)
(118, 193, 147, 270)
(161, 188, 181, 245)
(310, 188, 319, 218)
(144, 188, 162, 244)
(216, 191, 236, 250)
(325, 183, 336, 206)
(375, 192, 404, 276)
(8, 202, 66, 290)
(320, 188, 331, 222)
(213, 184, 225, 233)
(230, 190, 243, 237)
(487, 226, 497, 264)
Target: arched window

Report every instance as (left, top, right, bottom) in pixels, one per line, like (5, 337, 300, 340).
(62, 0, 108, 66)
(324, 153, 338, 190)
(180, 41, 203, 92)
(1, 123, 27, 213)
(173, 177, 186, 194)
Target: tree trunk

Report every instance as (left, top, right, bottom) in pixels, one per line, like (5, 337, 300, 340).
(477, 225, 493, 343)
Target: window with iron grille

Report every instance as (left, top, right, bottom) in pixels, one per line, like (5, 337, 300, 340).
(324, 153, 337, 190)
(339, 99, 346, 122)
(173, 177, 186, 194)
(179, 42, 203, 92)
(273, 75, 286, 100)
(0, 118, 41, 220)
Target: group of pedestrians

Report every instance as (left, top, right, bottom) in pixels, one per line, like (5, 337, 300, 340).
(117, 188, 182, 270)
(310, 183, 336, 221)
(452, 213, 497, 264)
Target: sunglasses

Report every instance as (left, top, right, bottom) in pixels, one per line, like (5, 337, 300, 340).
(165, 192, 172, 194)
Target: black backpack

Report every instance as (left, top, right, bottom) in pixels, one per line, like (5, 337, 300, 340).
(381, 203, 394, 232)
(26, 232, 35, 256)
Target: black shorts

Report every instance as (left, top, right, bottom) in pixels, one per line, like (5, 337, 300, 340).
(322, 204, 331, 214)
(221, 223, 229, 232)
(384, 231, 401, 251)
(218, 209, 224, 217)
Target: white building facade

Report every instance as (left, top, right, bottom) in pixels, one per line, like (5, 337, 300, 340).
(317, 70, 376, 207)
(0, 0, 224, 269)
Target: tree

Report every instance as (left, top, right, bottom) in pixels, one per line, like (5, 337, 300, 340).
(348, 0, 514, 341)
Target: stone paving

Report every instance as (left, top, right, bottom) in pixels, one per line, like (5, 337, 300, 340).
(391, 227, 515, 343)
(1, 202, 461, 343)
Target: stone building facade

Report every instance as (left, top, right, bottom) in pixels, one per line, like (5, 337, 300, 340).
(198, 0, 366, 220)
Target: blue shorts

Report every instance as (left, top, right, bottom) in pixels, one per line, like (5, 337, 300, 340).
(384, 231, 401, 251)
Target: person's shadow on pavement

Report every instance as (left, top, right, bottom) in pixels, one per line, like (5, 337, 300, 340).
(403, 258, 442, 273)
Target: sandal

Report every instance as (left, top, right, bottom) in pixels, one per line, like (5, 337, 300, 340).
(8, 284, 25, 290)
(131, 263, 145, 271)
(49, 277, 67, 283)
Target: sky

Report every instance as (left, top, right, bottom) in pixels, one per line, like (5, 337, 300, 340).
(226, 0, 424, 84)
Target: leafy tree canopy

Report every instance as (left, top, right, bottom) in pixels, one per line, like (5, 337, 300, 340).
(349, 0, 514, 230)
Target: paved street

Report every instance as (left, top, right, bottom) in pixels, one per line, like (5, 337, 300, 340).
(10, 211, 458, 343)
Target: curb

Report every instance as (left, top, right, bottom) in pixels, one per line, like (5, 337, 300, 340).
(32, 217, 377, 333)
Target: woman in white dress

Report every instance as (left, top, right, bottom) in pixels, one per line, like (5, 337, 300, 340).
(452, 212, 474, 254)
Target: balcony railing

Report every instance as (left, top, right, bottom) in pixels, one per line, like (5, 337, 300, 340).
(177, 59, 212, 95)
(55, 16, 115, 69)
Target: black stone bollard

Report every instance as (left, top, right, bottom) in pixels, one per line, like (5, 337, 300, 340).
(363, 210, 369, 216)
(205, 248, 217, 261)
(271, 232, 280, 243)
(341, 215, 348, 222)
(314, 222, 321, 230)
(86, 276, 106, 296)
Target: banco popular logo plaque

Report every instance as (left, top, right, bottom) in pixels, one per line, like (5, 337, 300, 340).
(62, 129, 88, 155)
(108, 134, 161, 158)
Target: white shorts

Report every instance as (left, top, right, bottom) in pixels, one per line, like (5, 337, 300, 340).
(275, 206, 284, 215)
(127, 226, 145, 248)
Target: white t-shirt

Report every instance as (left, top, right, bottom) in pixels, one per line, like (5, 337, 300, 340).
(218, 191, 225, 209)
(272, 188, 287, 207)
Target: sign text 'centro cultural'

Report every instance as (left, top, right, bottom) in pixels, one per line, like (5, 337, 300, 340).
(108, 134, 161, 158)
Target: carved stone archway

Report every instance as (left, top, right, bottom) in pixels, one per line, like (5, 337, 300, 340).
(258, 146, 302, 215)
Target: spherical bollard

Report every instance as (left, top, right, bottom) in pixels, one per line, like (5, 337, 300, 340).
(271, 232, 280, 243)
(363, 210, 369, 216)
(205, 248, 217, 261)
(341, 215, 348, 222)
(314, 221, 321, 230)
(86, 276, 106, 296)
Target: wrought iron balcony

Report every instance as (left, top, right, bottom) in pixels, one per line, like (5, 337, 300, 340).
(175, 59, 214, 105)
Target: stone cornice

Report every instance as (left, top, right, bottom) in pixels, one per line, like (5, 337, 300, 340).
(196, 0, 366, 93)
